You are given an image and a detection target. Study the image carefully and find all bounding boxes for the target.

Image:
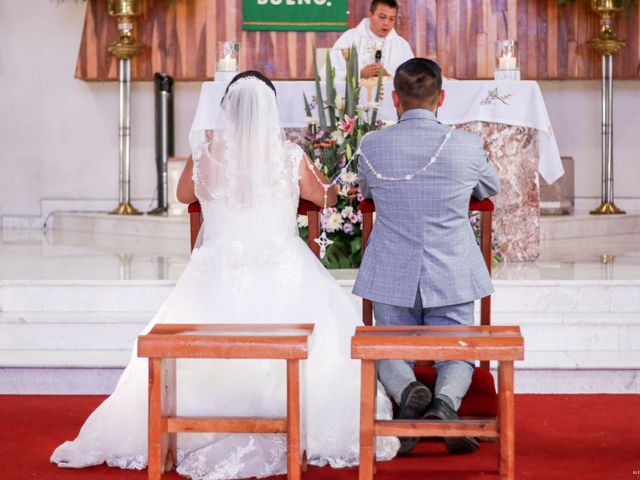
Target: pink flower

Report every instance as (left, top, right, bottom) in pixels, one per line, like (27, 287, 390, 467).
(338, 115, 357, 137)
(343, 222, 355, 235)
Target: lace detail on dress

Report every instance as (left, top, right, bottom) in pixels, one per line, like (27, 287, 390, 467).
(51, 443, 147, 471)
(106, 453, 147, 470)
(189, 236, 302, 290)
(177, 435, 287, 480)
(188, 140, 306, 290)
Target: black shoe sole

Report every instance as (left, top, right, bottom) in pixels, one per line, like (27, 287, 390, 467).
(398, 437, 420, 455)
(424, 401, 479, 455)
(397, 383, 432, 455)
(398, 385, 432, 420)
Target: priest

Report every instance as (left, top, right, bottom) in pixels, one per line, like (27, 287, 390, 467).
(328, 0, 414, 80)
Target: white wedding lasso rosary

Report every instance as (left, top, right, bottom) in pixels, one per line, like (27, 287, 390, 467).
(304, 127, 454, 259)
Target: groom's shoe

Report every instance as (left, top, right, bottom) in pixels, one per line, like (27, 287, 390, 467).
(424, 396, 480, 455)
(397, 381, 432, 454)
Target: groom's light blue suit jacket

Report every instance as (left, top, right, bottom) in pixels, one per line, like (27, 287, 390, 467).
(353, 109, 501, 309)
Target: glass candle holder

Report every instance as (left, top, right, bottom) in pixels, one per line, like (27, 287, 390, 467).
(495, 40, 520, 81)
(217, 41, 240, 72)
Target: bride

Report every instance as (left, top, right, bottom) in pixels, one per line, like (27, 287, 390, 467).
(51, 71, 399, 479)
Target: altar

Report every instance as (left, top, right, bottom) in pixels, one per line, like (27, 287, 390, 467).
(193, 80, 563, 261)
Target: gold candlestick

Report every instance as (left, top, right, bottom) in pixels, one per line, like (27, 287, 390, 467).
(108, 0, 145, 215)
(589, 0, 626, 215)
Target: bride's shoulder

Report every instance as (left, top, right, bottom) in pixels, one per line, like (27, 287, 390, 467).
(284, 140, 305, 161)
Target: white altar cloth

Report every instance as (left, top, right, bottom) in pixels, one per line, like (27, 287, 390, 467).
(192, 80, 563, 184)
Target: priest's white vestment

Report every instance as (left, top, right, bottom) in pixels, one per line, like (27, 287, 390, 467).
(328, 19, 414, 80)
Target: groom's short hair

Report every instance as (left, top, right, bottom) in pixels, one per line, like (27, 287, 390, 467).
(393, 58, 442, 110)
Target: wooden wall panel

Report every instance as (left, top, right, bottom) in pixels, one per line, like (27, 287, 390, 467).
(75, 0, 640, 81)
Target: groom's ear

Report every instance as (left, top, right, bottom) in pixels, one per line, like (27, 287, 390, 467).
(392, 90, 401, 109)
(436, 89, 445, 108)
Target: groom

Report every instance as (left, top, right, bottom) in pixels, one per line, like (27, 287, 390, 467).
(354, 58, 500, 455)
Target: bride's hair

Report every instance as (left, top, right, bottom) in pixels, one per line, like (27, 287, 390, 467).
(223, 70, 276, 100)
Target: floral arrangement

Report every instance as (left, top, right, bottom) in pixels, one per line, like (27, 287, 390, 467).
(298, 46, 384, 269)
(298, 47, 505, 268)
(469, 212, 506, 264)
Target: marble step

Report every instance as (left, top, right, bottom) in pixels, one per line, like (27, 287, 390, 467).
(0, 280, 174, 312)
(1, 310, 638, 394)
(540, 213, 640, 241)
(3, 348, 639, 371)
(2, 279, 640, 313)
(1, 312, 638, 366)
(52, 212, 189, 241)
(51, 212, 640, 243)
(5, 312, 640, 351)
(2, 355, 638, 394)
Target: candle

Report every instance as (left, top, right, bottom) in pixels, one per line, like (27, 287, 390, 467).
(498, 53, 517, 70)
(218, 53, 237, 72)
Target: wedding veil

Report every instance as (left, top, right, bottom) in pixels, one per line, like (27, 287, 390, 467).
(189, 76, 294, 208)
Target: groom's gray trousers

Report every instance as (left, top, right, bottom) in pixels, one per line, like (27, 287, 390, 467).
(373, 290, 474, 412)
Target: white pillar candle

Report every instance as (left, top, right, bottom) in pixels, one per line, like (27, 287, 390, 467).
(218, 54, 237, 72)
(499, 54, 517, 70)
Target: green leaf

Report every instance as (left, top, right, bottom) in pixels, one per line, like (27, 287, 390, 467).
(303, 92, 312, 117)
(312, 47, 327, 131)
(325, 51, 337, 130)
(350, 236, 362, 254)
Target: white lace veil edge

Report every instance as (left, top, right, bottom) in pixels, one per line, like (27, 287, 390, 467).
(188, 76, 291, 210)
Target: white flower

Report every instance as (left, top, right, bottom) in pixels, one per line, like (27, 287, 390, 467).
(325, 212, 344, 233)
(314, 158, 323, 170)
(339, 184, 351, 197)
(305, 116, 320, 126)
(330, 130, 345, 146)
(335, 94, 344, 111)
(297, 215, 308, 228)
(341, 206, 354, 218)
(357, 101, 379, 112)
(340, 170, 358, 184)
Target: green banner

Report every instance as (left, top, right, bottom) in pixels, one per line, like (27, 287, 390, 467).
(243, 0, 348, 32)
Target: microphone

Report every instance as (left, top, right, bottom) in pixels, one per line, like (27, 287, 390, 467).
(374, 50, 382, 63)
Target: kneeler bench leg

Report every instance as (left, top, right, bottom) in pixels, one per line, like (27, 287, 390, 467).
(146, 358, 306, 480)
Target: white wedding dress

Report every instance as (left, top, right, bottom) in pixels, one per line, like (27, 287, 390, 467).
(51, 76, 399, 479)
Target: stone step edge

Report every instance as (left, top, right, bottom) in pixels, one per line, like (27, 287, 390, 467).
(3, 279, 640, 287)
(1, 311, 639, 325)
(2, 349, 638, 370)
(3, 367, 637, 394)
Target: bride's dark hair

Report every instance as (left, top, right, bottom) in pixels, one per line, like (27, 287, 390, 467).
(223, 70, 277, 99)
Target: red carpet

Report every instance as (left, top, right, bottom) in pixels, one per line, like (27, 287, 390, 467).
(1, 394, 638, 480)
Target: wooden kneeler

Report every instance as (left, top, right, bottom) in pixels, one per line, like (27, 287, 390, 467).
(352, 326, 524, 480)
(138, 323, 314, 480)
